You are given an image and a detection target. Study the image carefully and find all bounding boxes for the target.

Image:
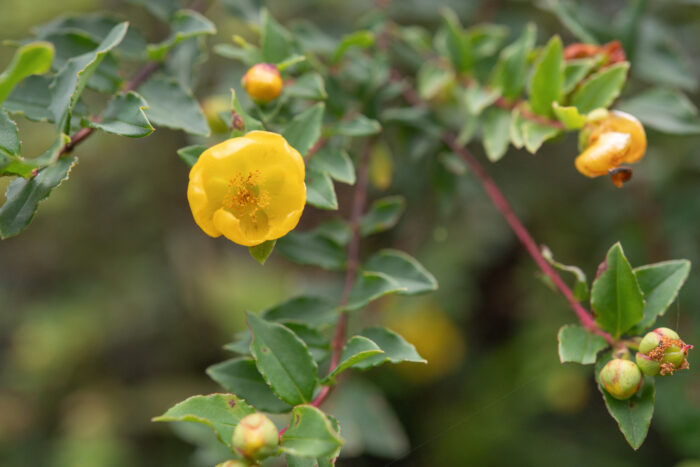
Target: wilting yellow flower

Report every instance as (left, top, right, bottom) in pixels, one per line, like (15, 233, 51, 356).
(187, 131, 306, 246)
(242, 63, 283, 103)
(575, 110, 647, 180)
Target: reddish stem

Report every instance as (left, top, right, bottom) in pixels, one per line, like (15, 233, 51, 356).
(304, 138, 327, 162)
(442, 134, 614, 344)
(57, 61, 161, 158)
(309, 141, 372, 408)
(397, 77, 612, 343)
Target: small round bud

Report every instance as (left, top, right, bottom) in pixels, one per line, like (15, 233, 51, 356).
(599, 359, 643, 400)
(635, 352, 660, 376)
(201, 95, 230, 134)
(242, 63, 283, 103)
(233, 413, 279, 460)
(639, 327, 680, 354)
(637, 327, 691, 376)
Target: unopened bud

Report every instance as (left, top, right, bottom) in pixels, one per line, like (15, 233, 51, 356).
(599, 359, 643, 400)
(232, 413, 279, 460)
(637, 327, 692, 376)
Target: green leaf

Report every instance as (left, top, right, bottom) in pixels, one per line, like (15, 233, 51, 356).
(353, 327, 426, 370)
(323, 336, 383, 384)
(491, 23, 536, 99)
(308, 147, 355, 185)
(509, 108, 525, 149)
(282, 406, 343, 459)
(85, 91, 154, 137)
(324, 378, 409, 458)
(177, 144, 206, 168)
(0, 110, 35, 177)
(333, 30, 374, 63)
(0, 41, 54, 104)
(591, 243, 645, 338)
(277, 230, 346, 271)
(147, 9, 216, 60)
(286, 73, 327, 100)
(571, 62, 629, 114)
(305, 169, 338, 210)
(364, 249, 437, 295)
(282, 103, 324, 158)
(345, 272, 404, 311)
(3, 76, 54, 122)
(552, 102, 586, 130)
(0, 152, 74, 239)
(332, 115, 381, 137)
(563, 58, 597, 95)
(247, 312, 318, 405)
(557, 324, 608, 364)
(314, 219, 350, 247)
(463, 82, 500, 115)
(521, 120, 560, 154)
(541, 245, 589, 301)
(152, 394, 254, 448)
(230, 88, 263, 137)
(360, 196, 405, 236)
(139, 75, 209, 136)
(249, 239, 276, 265)
(261, 9, 293, 63)
(49, 22, 127, 132)
(34, 13, 148, 59)
(529, 35, 563, 117)
(417, 62, 455, 101)
(545, 0, 598, 44)
(284, 322, 331, 363)
(595, 352, 655, 450)
(618, 87, 700, 135)
(127, 0, 179, 22)
(206, 358, 291, 413)
(440, 7, 472, 72)
(482, 107, 511, 162)
(263, 296, 337, 328)
(629, 260, 691, 333)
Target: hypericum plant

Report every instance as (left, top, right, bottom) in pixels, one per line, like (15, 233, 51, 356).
(1, 0, 697, 463)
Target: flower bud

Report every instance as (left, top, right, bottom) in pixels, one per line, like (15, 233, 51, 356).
(242, 63, 283, 103)
(635, 352, 660, 376)
(638, 327, 679, 354)
(637, 327, 692, 376)
(232, 413, 279, 460)
(575, 111, 646, 184)
(599, 359, 643, 400)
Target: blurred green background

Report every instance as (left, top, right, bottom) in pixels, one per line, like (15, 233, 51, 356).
(1, 0, 699, 465)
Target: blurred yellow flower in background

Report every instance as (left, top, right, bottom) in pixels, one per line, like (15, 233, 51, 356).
(187, 131, 306, 246)
(385, 303, 465, 383)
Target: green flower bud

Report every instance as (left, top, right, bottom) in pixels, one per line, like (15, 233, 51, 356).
(664, 345, 685, 368)
(233, 413, 279, 460)
(637, 327, 692, 376)
(635, 352, 660, 376)
(599, 359, 643, 400)
(639, 327, 680, 354)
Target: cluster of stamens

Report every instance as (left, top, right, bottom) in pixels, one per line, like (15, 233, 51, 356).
(224, 171, 270, 222)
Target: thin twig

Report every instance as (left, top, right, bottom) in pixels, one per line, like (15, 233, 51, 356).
(57, 62, 161, 158)
(397, 73, 613, 344)
(304, 138, 327, 162)
(310, 140, 373, 408)
(442, 133, 613, 344)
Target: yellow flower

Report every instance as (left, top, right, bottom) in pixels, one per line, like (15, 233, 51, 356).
(187, 131, 306, 246)
(575, 110, 647, 179)
(242, 63, 283, 103)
